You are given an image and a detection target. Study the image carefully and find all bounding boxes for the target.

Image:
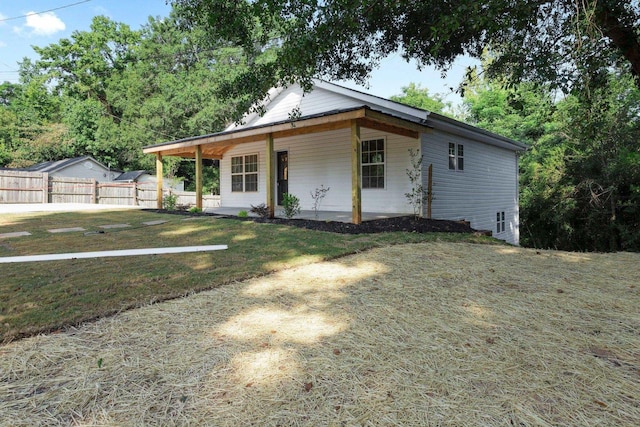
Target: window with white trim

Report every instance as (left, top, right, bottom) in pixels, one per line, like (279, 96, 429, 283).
(231, 154, 258, 192)
(496, 211, 506, 233)
(362, 138, 385, 189)
(449, 142, 464, 171)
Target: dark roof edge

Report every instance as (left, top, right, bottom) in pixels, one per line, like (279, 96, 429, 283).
(427, 112, 528, 151)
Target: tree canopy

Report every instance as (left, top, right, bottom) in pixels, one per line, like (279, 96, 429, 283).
(389, 83, 449, 115)
(0, 11, 264, 193)
(172, 0, 640, 98)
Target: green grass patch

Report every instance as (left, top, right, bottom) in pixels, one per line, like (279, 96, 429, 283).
(0, 210, 494, 342)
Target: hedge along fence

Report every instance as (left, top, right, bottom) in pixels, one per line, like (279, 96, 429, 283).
(0, 170, 221, 208)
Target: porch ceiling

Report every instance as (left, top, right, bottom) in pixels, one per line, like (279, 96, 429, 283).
(142, 106, 432, 159)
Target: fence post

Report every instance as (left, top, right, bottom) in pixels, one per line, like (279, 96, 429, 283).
(42, 172, 49, 203)
(90, 179, 97, 204)
(132, 182, 138, 206)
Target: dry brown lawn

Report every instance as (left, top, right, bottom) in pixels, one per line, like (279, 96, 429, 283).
(1, 242, 639, 426)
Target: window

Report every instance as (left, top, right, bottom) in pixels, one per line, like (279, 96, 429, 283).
(496, 211, 505, 233)
(362, 138, 385, 189)
(449, 142, 464, 171)
(231, 154, 258, 192)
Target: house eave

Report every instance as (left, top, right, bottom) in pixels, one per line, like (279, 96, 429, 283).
(143, 106, 432, 159)
(427, 113, 528, 151)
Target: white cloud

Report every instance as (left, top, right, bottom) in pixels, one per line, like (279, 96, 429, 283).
(25, 11, 65, 36)
(0, 41, 6, 48)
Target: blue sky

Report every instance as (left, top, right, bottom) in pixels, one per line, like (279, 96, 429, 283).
(0, 0, 476, 105)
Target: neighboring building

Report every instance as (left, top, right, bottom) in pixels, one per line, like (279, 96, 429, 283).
(143, 80, 526, 244)
(114, 170, 184, 191)
(22, 155, 120, 182)
(13, 157, 184, 191)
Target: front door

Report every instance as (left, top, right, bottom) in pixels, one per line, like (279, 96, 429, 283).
(277, 151, 288, 205)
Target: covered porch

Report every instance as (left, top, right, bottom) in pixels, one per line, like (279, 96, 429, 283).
(203, 207, 406, 222)
(143, 106, 431, 224)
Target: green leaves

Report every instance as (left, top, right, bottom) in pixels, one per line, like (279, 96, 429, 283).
(390, 83, 449, 114)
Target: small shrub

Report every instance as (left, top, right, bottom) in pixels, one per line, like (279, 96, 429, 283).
(162, 192, 178, 211)
(237, 210, 248, 218)
(189, 206, 202, 213)
(310, 185, 330, 219)
(405, 148, 428, 218)
(281, 193, 301, 219)
(250, 203, 270, 218)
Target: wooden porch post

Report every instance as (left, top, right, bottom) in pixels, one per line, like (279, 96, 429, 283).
(156, 153, 163, 209)
(195, 145, 203, 210)
(351, 120, 362, 224)
(266, 133, 275, 218)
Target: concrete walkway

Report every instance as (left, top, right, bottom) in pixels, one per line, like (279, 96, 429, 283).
(203, 207, 407, 222)
(0, 203, 405, 222)
(0, 203, 143, 214)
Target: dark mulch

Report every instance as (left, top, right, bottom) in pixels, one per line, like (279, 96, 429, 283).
(251, 215, 478, 234)
(147, 209, 480, 235)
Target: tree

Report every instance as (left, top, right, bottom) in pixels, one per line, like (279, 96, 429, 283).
(171, 0, 640, 104)
(23, 8, 261, 184)
(556, 74, 640, 251)
(389, 83, 449, 114)
(34, 16, 140, 118)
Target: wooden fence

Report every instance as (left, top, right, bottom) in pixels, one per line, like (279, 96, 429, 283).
(0, 170, 221, 208)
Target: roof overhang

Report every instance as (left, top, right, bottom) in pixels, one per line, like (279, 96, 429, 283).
(143, 106, 431, 159)
(428, 113, 528, 152)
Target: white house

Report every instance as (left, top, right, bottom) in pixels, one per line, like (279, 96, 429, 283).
(143, 81, 526, 245)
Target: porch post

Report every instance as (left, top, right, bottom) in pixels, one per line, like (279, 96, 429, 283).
(195, 145, 203, 210)
(156, 153, 163, 209)
(351, 120, 362, 224)
(266, 133, 275, 218)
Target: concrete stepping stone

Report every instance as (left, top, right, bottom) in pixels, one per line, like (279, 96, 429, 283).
(48, 227, 86, 233)
(0, 231, 31, 239)
(99, 223, 131, 229)
(142, 220, 168, 226)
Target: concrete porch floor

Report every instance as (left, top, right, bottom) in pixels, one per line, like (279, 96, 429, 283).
(203, 207, 408, 222)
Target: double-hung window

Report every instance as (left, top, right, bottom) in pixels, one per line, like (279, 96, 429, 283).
(362, 138, 385, 189)
(449, 142, 464, 171)
(496, 211, 506, 233)
(231, 154, 258, 192)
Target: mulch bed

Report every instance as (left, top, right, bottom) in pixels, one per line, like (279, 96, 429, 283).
(251, 215, 477, 234)
(146, 209, 479, 234)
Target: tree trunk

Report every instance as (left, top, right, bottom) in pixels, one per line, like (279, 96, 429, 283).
(594, 5, 640, 89)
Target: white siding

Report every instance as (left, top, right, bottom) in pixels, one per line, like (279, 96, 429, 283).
(422, 129, 520, 245)
(220, 141, 267, 208)
(274, 129, 352, 211)
(360, 129, 419, 213)
(235, 86, 364, 129)
(220, 128, 420, 214)
(231, 82, 429, 130)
